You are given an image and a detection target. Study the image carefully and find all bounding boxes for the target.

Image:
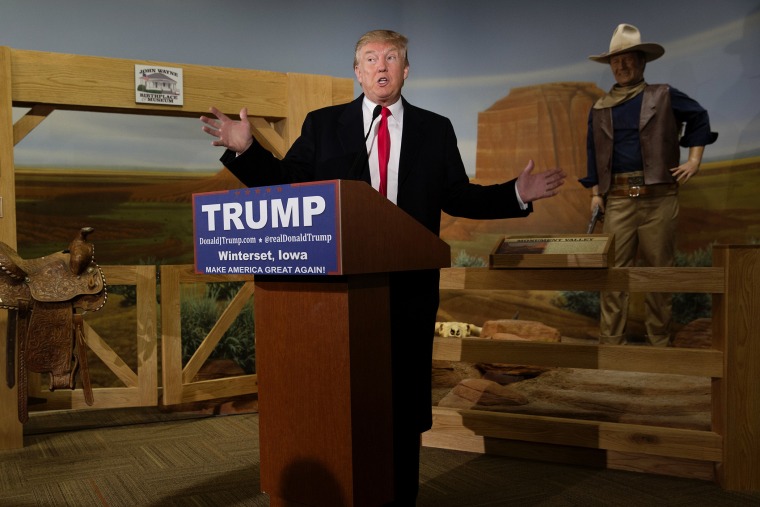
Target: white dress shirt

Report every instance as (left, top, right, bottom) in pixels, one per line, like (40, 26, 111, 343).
(363, 97, 403, 204)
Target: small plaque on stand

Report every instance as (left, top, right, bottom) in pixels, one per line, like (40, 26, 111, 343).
(490, 234, 614, 269)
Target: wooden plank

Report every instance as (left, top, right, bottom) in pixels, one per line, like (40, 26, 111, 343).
(180, 374, 258, 403)
(332, 77, 355, 107)
(83, 322, 138, 387)
(160, 265, 183, 405)
(0, 47, 17, 247)
(422, 432, 715, 481)
(422, 431, 607, 466)
(13, 104, 55, 144)
(250, 117, 286, 159)
(285, 73, 334, 148)
(608, 451, 716, 482)
(0, 46, 22, 450)
(432, 337, 724, 377)
(439, 266, 725, 293)
(135, 265, 158, 406)
(713, 245, 760, 491)
(35, 387, 142, 410)
(9, 47, 289, 119)
(100, 264, 140, 284)
(430, 406, 723, 461)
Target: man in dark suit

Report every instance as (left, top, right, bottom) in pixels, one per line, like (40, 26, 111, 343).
(201, 29, 565, 505)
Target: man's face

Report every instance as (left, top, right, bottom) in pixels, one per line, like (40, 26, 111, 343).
(609, 51, 645, 87)
(354, 41, 409, 106)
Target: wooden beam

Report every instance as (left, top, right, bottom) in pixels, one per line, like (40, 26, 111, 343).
(713, 245, 760, 490)
(429, 406, 722, 462)
(9, 47, 289, 119)
(13, 104, 55, 144)
(250, 117, 286, 159)
(0, 46, 21, 450)
(432, 337, 724, 377)
(440, 266, 725, 293)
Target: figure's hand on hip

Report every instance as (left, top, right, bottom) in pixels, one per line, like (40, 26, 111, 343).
(670, 160, 700, 184)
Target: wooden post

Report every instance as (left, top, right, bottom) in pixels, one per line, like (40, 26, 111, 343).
(0, 46, 22, 450)
(712, 244, 760, 490)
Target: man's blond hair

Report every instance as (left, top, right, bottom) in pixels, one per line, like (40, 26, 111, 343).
(353, 29, 409, 68)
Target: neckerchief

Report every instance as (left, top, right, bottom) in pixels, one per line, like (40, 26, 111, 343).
(593, 80, 647, 109)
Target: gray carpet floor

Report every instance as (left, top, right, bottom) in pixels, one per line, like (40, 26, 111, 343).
(1, 408, 759, 506)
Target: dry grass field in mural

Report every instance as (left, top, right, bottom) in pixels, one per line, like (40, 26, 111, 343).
(15, 168, 242, 264)
(14, 156, 759, 264)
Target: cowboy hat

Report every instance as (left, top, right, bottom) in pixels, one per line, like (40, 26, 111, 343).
(589, 23, 665, 63)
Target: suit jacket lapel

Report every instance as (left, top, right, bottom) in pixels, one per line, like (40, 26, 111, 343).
(338, 96, 371, 184)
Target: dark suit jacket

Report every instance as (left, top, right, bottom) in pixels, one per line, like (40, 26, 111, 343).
(222, 95, 531, 234)
(221, 94, 532, 431)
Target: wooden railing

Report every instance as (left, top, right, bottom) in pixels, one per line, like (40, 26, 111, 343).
(1, 246, 757, 492)
(159, 265, 256, 406)
(423, 244, 759, 491)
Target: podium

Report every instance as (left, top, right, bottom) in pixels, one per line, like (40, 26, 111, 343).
(253, 180, 450, 506)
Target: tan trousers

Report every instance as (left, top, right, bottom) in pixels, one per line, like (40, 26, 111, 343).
(600, 192, 678, 346)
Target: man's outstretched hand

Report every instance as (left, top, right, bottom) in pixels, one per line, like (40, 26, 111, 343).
(200, 106, 254, 154)
(515, 160, 566, 203)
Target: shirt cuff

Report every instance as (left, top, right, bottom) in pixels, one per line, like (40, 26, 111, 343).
(515, 186, 528, 210)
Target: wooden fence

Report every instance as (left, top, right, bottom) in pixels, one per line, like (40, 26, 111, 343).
(425, 244, 759, 491)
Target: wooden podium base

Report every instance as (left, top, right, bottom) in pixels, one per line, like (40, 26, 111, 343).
(255, 274, 395, 506)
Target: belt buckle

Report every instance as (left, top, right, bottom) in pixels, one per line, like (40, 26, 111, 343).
(629, 185, 641, 197)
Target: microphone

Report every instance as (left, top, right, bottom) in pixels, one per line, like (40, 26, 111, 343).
(349, 105, 382, 180)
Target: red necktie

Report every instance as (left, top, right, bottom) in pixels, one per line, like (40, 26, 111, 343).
(377, 107, 390, 196)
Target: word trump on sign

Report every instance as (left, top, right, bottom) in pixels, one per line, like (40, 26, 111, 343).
(199, 196, 326, 232)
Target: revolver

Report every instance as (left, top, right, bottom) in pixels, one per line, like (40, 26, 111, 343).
(586, 204, 603, 234)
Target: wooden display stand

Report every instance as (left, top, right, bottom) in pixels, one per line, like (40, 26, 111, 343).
(490, 234, 614, 268)
(254, 180, 450, 506)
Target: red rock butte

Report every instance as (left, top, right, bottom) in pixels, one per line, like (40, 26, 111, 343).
(442, 82, 605, 241)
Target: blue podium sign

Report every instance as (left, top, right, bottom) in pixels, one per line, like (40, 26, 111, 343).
(193, 181, 341, 275)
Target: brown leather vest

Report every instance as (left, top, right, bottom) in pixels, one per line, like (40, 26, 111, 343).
(592, 84, 680, 194)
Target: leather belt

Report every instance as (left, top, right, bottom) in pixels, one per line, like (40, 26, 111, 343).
(607, 183, 678, 198)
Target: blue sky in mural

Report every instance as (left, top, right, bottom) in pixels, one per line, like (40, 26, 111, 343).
(2, 0, 759, 174)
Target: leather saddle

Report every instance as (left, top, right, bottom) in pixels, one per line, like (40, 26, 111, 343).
(1, 227, 107, 423)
